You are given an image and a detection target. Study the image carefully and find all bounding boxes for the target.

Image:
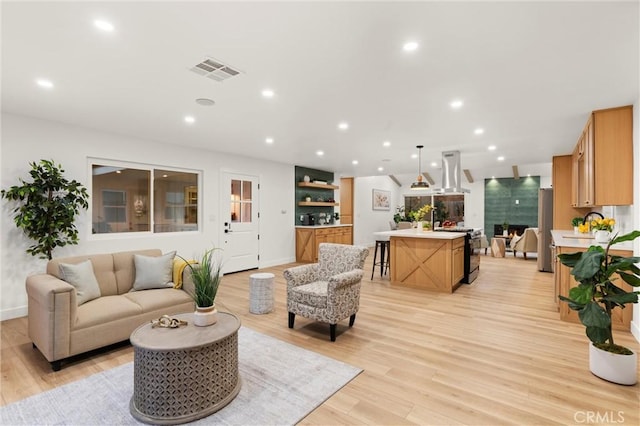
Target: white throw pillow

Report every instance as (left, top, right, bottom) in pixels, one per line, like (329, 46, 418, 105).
(59, 260, 102, 306)
(132, 251, 176, 291)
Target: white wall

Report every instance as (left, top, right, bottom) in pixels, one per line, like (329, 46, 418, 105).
(350, 176, 401, 247)
(0, 113, 295, 320)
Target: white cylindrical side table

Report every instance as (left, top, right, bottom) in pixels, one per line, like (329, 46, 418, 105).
(249, 272, 275, 314)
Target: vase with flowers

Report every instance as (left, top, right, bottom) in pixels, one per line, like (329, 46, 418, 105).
(591, 217, 615, 243)
(413, 204, 433, 231)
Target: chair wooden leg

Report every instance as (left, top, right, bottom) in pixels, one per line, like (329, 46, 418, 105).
(349, 313, 356, 327)
(330, 324, 336, 342)
(288, 312, 295, 329)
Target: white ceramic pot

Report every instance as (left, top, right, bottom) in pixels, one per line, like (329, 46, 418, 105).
(193, 304, 218, 327)
(594, 230, 610, 243)
(503, 230, 508, 236)
(589, 343, 637, 385)
(303, 175, 310, 183)
(574, 226, 580, 234)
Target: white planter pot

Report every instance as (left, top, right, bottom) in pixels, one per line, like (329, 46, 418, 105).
(574, 226, 580, 234)
(589, 343, 637, 385)
(193, 305, 218, 327)
(503, 230, 508, 236)
(594, 230, 611, 243)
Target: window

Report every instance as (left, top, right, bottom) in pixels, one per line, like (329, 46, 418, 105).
(91, 162, 199, 234)
(230, 179, 252, 223)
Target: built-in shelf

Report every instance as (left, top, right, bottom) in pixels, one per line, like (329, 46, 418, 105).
(298, 201, 340, 207)
(298, 182, 339, 190)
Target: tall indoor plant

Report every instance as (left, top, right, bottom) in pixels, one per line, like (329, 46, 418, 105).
(180, 248, 223, 326)
(1, 159, 89, 260)
(558, 230, 640, 384)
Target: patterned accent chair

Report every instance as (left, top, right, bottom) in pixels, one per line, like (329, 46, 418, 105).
(284, 243, 369, 341)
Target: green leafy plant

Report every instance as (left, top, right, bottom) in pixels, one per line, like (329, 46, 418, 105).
(180, 248, 223, 308)
(558, 230, 640, 355)
(1, 159, 89, 260)
(571, 217, 584, 227)
(414, 204, 432, 221)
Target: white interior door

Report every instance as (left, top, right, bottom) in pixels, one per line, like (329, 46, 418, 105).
(221, 172, 259, 274)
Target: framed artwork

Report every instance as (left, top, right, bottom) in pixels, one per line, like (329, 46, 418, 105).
(372, 189, 390, 211)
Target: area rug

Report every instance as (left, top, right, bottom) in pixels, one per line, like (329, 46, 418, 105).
(0, 327, 362, 425)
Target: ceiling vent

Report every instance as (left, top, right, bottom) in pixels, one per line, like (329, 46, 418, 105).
(189, 57, 242, 82)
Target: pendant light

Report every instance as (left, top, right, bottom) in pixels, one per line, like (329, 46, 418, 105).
(411, 145, 429, 190)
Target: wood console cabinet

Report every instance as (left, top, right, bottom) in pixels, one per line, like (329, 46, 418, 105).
(295, 226, 353, 262)
(571, 105, 633, 207)
(556, 245, 632, 330)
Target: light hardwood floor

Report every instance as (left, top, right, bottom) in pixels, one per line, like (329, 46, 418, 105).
(2, 251, 639, 425)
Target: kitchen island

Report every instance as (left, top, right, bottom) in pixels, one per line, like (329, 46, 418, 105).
(551, 230, 633, 330)
(380, 230, 466, 293)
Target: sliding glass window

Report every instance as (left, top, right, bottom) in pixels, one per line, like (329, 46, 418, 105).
(91, 162, 199, 234)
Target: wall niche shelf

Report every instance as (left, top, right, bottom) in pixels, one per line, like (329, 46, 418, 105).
(298, 201, 339, 207)
(298, 182, 339, 190)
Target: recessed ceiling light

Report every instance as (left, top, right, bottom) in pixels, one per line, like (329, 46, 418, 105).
(488, 145, 497, 151)
(338, 122, 349, 131)
(316, 150, 324, 156)
(377, 167, 384, 172)
(115, 170, 121, 174)
(383, 141, 391, 147)
(265, 137, 274, 144)
(491, 176, 496, 179)
(403, 41, 419, 52)
(474, 128, 484, 135)
(261, 89, 275, 98)
(450, 99, 464, 109)
(36, 79, 54, 89)
(184, 116, 195, 124)
(411, 153, 418, 159)
(497, 156, 505, 161)
(94, 20, 114, 32)
(195, 98, 215, 106)
(352, 160, 358, 165)
(431, 162, 438, 167)
(162, 174, 168, 178)
(527, 173, 531, 177)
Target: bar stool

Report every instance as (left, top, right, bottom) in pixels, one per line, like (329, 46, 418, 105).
(371, 232, 391, 279)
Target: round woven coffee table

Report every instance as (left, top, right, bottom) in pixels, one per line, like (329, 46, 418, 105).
(129, 312, 241, 425)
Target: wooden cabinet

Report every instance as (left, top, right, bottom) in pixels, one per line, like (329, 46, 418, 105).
(571, 105, 633, 207)
(556, 245, 632, 330)
(553, 155, 589, 230)
(295, 226, 353, 262)
(390, 235, 465, 293)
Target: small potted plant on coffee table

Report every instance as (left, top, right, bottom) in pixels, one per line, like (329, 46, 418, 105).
(180, 248, 223, 326)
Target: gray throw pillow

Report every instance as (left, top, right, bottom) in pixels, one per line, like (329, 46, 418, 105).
(59, 260, 102, 306)
(132, 251, 176, 290)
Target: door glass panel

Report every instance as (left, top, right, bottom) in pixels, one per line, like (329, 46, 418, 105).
(231, 202, 241, 222)
(242, 180, 252, 200)
(230, 179, 241, 222)
(242, 203, 252, 222)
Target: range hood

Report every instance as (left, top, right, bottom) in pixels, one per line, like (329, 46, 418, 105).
(431, 150, 470, 194)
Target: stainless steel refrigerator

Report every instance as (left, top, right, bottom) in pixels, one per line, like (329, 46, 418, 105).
(537, 188, 553, 272)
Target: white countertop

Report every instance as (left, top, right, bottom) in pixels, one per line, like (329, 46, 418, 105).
(295, 224, 353, 229)
(375, 230, 465, 240)
(551, 229, 634, 251)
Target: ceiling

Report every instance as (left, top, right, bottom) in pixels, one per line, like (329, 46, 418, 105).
(2, 1, 638, 187)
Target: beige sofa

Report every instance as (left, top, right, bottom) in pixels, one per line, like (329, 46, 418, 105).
(26, 249, 195, 371)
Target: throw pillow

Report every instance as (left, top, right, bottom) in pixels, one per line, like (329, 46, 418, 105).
(59, 260, 102, 306)
(132, 251, 176, 290)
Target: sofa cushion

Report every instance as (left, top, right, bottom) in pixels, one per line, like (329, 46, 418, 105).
(124, 288, 193, 312)
(132, 251, 176, 291)
(113, 249, 161, 294)
(74, 295, 143, 330)
(59, 260, 101, 306)
(48, 253, 118, 297)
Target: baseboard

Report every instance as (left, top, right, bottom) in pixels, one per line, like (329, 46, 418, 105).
(1, 305, 27, 321)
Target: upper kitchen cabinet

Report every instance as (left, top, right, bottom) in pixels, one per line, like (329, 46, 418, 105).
(571, 105, 633, 207)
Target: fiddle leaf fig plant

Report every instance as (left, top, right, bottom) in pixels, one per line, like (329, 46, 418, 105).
(1, 160, 89, 260)
(558, 230, 640, 355)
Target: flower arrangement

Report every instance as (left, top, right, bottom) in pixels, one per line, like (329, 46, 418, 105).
(591, 217, 615, 232)
(414, 204, 433, 221)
